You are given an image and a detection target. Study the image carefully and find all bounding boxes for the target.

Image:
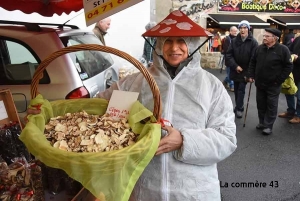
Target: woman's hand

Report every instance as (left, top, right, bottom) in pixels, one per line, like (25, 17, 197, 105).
(155, 125, 183, 156)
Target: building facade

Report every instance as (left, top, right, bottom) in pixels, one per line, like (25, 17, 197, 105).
(151, 0, 300, 50)
(149, 0, 300, 67)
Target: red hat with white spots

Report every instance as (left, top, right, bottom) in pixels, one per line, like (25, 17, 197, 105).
(142, 10, 211, 37)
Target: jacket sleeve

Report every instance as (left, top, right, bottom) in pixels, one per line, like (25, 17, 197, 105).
(294, 56, 300, 66)
(225, 41, 238, 70)
(247, 47, 258, 78)
(96, 82, 118, 100)
(142, 40, 147, 60)
(96, 73, 141, 100)
(250, 39, 258, 59)
(276, 47, 293, 84)
(173, 86, 237, 166)
(221, 37, 229, 54)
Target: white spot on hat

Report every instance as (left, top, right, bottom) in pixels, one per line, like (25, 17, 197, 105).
(172, 10, 183, 17)
(161, 19, 177, 25)
(160, 27, 171, 33)
(151, 25, 160, 31)
(176, 22, 193, 30)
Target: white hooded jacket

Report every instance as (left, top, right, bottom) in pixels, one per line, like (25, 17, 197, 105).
(98, 36, 237, 201)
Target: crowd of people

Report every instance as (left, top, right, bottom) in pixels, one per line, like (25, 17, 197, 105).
(208, 21, 299, 135)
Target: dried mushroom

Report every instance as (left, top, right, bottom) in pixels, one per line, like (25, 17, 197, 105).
(44, 112, 138, 153)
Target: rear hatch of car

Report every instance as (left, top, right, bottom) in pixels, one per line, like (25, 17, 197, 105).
(0, 22, 119, 122)
(59, 31, 120, 98)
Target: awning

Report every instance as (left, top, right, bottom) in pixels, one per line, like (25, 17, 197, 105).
(208, 14, 270, 28)
(0, 0, 83, 16)
(269, 16, 300, 29)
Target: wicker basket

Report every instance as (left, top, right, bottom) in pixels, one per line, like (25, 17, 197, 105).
(24, 44, 163, 201)
(30, 44, 161, 121)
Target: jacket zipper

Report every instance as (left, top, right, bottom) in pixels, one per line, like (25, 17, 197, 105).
(163, 74, 179, 201)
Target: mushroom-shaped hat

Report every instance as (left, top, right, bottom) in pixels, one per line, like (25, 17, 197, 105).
(142, 10, 212, 37)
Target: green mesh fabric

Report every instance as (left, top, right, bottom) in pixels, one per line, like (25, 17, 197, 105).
(281, 73, 298, 95)
(20, 94, 161, 201)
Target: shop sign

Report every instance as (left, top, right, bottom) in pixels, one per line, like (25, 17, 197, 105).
(218, 0, 300, 13)
(83, 0, 143, 26)
(178, 2, 216, 16)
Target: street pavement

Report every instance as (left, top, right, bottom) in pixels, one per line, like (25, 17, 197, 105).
(205, 68, 300, 201)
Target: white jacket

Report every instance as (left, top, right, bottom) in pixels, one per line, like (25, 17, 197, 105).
(99, 37, 237, 201)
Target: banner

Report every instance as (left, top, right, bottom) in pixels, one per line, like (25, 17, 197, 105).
(218, 0, 300, 13)
(83, 0, 143, 26)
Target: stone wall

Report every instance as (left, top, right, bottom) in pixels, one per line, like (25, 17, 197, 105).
(200, 52, 223, 69)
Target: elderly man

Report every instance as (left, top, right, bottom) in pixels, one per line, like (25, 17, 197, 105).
(225, 20, 258, 118)
(93, 17, 111, 45)
(246, 28, 293, 135)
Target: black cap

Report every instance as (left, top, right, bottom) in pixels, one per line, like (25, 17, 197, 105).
(265, 28, 281, 38)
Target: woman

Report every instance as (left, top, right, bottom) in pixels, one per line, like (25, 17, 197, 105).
(28, 10, 237, 201)
(98, 10, 237, 201)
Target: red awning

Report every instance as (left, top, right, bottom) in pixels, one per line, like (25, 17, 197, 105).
(0, 0, 83, 17)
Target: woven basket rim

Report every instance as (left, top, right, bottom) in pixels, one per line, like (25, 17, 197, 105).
(30, 44, 161, 121)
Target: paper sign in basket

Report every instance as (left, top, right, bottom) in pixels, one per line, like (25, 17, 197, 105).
(0, 101, 8, 121)
(106, 90, 139, 120)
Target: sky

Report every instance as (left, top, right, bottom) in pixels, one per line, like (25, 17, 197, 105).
(0, 0, 150, 68)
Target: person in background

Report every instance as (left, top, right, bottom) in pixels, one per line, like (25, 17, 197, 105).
(246, 28, 293, 135)
(27, 11, 236, 201)
(225, 20, 258, 118)
(283, 29, 294, 51)
(222, 26, 238, 92)
(93, 17, 111, 45)
(212, 33, 221, 52)
(278, 31, 300, 124)
(142, 21, 157, 67)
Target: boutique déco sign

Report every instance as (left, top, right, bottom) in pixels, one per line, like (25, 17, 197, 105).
(218, 0, 300, 13)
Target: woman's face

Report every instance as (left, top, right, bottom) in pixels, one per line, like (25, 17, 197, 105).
(163, 37, 188, 67)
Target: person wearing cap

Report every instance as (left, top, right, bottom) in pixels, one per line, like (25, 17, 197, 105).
(142, 21, 157, 67)
(225, 20, 258, 118)
(93, 17, 111, 46)
(246, 28, 293, 135)
(96, 10, 237, 201)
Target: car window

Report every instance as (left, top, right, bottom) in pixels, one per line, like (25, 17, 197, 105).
(60, 34, 114, 80)
(0, 38, 50, 85)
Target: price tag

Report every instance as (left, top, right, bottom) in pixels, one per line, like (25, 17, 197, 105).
(0, 101, 8, 121)
(106, 90, 139, 120)
(84, 0, 144, 27)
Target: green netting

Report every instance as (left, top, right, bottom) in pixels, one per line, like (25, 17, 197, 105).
(19, 94, 161, 201)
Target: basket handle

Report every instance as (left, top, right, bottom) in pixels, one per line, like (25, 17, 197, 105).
(31, 44, 161, 121)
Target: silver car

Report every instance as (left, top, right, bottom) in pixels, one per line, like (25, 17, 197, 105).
(0, 20, 119, 122)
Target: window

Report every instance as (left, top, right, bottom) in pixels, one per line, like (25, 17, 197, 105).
(0, 39, 50, 85)
(60, 34, 114, 80)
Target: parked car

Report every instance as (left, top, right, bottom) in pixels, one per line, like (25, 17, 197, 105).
(0, 20, 120, 122)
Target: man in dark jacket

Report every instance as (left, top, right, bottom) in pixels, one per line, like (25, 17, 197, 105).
(222, 26, 238, 92)
(278, 35, 300, 124)
(225, 20, 258, 118)
(246, 28, 293, 135)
